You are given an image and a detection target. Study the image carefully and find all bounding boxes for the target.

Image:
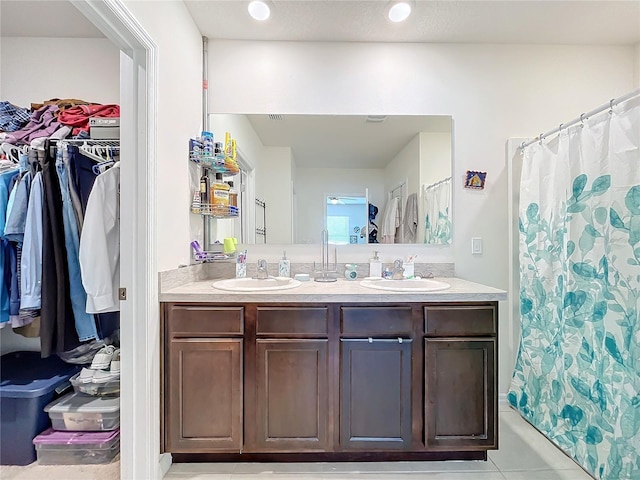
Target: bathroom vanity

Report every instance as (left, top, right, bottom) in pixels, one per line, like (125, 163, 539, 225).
(159, 276, 506, 462)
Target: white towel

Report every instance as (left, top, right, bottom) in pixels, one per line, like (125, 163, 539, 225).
(403, 193, 418, 243)
(380, 197, 399, 244)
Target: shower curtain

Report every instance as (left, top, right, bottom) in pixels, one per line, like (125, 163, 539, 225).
(509, 94, 640, 480)
(423, 178, 451, 244)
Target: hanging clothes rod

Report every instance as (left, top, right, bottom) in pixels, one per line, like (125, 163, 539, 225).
(424, 176, 451, 190)
(55, 139, 120, 146)
(520, 88, 640, 150)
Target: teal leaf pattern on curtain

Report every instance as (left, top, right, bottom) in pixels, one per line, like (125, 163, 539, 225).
(423, 178, 452, 244)
(509, 95, 640, 480)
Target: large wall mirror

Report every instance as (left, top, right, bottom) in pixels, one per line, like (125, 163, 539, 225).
(209, 114, 452, 246)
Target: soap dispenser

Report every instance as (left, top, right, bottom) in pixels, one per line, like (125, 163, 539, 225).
(278, 250, 291, 277)
(369, 251, 382, 278)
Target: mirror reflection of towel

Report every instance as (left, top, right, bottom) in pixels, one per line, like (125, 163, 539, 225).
(380, 197, 399, 244)
(403, 193, 418, 243)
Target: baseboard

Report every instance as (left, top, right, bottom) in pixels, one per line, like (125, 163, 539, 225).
(499, 393, 509, 407)
(159, 453, 172, 478)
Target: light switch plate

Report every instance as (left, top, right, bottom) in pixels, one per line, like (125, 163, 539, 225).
(471, 237, 482, 255)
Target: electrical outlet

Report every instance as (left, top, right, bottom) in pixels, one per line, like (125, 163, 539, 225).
(471, 237, 482, 255)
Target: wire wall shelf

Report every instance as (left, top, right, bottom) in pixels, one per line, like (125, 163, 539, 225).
(197, 204, 239, 217)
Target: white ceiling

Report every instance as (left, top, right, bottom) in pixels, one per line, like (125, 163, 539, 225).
(1, 1, 639, 45)
(0, 1, 105, 38)
(185, 0, 640, 45)
(242, 114, 451, 168)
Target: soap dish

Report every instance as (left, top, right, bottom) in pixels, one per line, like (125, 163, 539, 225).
(294, 273, 310, 282)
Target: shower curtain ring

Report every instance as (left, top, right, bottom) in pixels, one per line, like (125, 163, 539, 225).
(558, 123, 564, 133)
(580, 113, 587, 127)
(538, 133, 544, 145)
(609, 98, 615, 114)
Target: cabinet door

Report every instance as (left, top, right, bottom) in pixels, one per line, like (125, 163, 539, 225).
(255, 339, 329, 451)
(340, 339, 412, 450)
(425, 338, 496, 450)
(167, 339, 242, 452)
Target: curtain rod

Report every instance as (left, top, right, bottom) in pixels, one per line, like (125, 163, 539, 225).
(520, 88, 640, 150)
(424, 176, 451, 191)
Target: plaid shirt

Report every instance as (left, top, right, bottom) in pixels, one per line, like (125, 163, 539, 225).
(0, 101, 31, 132)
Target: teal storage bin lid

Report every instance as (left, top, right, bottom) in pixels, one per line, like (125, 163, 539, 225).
(0, 351, 79, 399)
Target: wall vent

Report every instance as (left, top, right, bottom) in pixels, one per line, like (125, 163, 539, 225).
(268, 114, 284, 120)
(366, 115, 387, 123)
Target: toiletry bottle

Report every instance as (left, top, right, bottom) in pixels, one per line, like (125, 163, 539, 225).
(191, 189, 201, 214)
(210, 173, 230, 215)
(278, 251, 290, 277)
(369, 251, 382, 278)
(199, 172, 210, 210)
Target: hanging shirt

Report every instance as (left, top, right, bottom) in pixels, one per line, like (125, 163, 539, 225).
(380, 197, 399, 244)
(79, 163, 120, 313)
(20, 172, 43, 311)
(0, 169, 19, 324)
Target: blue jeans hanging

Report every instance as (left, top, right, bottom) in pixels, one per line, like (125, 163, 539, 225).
(56, 147, 97, 342)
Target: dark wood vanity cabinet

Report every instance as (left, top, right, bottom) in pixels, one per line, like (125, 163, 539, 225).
(162, 301, 498, 460)
(164, 305, 244, 453)
(339, 306, 414, 450)
(251, 307, 330, 452)
(340, 339, 412, 449)
(424, 305, 497, 451)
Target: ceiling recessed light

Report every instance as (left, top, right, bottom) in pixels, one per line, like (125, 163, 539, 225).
(248, 0, 271, 21)
(387, 1, 413, 22)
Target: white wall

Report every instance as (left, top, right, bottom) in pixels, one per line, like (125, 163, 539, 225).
(256, 146, 292, 244)
(295, 167, 385, 244)
(208, 40, 635, 392)
(635, 42, 640, 88)
(123, 0, 202, 272)
(0, 37, 120, 105)
(420, 132, 451, 187)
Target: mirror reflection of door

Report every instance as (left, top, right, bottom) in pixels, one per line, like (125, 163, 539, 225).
(325, 194, 368, 245)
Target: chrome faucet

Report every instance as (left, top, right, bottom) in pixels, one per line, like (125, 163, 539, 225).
(256, 259, 269, 279)
(391, 259, 405, 280)
(314, 229, 337, 282)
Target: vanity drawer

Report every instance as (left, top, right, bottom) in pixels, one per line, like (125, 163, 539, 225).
(168, 305, 244, 337)
(424, 305, 496, 337)
(256, 307, 329, 336)
(341, 307, 413, 337)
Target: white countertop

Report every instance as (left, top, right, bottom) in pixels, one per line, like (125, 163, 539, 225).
(159, 276, 507, 303)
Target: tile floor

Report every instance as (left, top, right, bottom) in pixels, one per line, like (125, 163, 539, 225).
(165, 406, 594, 480)
(0, 406, 594, 480)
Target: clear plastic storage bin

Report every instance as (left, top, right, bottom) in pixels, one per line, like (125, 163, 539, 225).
(33, 428, 119, 465)
(45, 392, 120, 431)
(69, 372, 120, 396)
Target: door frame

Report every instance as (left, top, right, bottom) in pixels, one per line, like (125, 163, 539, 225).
(70, 1, 163, 478)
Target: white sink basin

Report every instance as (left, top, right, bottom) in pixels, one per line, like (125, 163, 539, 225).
(212, 276, 302, 292)
(360, 278, 451, 292)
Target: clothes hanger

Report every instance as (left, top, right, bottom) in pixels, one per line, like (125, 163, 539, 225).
(1, 142, 20, 164)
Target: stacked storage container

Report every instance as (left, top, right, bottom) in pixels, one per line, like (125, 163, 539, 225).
(33, 393, 120, 464)
(32, 363, 121, 465)
(0, 351, 80, 465)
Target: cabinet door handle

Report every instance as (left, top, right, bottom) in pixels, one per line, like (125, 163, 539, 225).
(340, 338, 413, 343)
